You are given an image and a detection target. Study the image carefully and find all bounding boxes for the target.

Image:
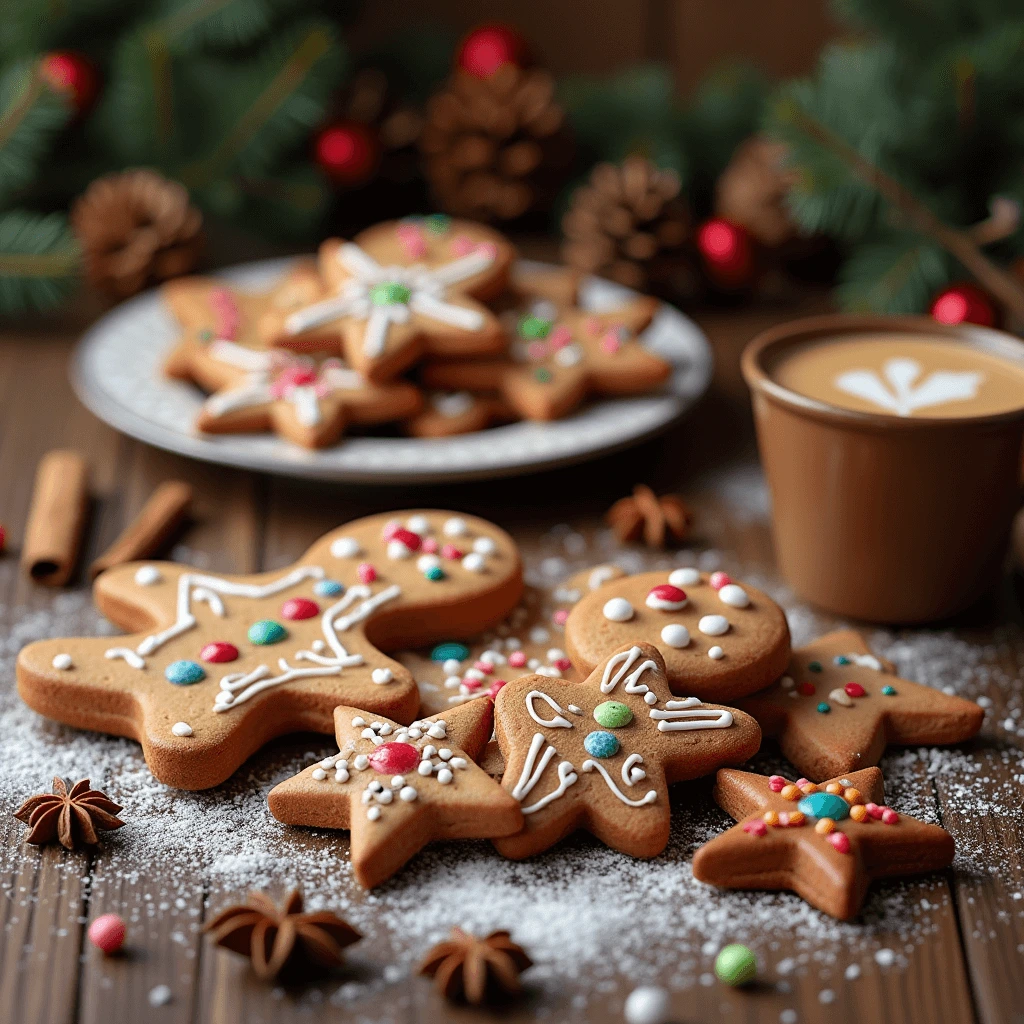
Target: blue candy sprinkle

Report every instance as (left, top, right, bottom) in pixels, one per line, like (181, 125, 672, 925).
(882, 685, 897, 696)
(165, 660, 206, 685)
(583, 731, 620, 758)
(834, 655, 850, 665)
(431, 642, 470, 662)
(816, 702, 830, 714)
(314, 579, 344, 597)
(798, 791, 850, 821)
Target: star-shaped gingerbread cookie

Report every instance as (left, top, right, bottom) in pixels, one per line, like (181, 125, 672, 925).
(565, 569, 791, 701)
(421, 295, 669, 420)
(260, 216, 515, 382)
(268, 698, 521, 888)
(17, 512, 522, 790)
(493, 642, 761, 860)
(736, 630, 984, 781)
(692, 767, 955, 920)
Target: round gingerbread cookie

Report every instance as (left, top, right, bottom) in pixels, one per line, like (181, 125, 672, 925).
(565, 569, 790, 701)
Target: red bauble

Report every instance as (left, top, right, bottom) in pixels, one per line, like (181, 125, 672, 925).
(314, 122, 379, 186)
(930, 283, 997, 328)
(456, 24, 526, 78)
(696, 218, 755, 289)
(39, 51, 98, 114)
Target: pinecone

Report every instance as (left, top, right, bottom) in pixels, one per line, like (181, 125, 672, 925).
(420, 65, 573, 222)
(71, 169, 204, 299)
(714, 135, 799, 248)
(561, 157, 690, 294)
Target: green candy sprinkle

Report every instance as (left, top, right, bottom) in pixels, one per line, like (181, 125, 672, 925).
(882, 685, 897, 695)
(834, 655, 850, 665)
(808, 661, 823, 672)
(816, 701, 830, 713)
(593, 700, 633, 729)
(198, 329, 213, 342)
(431, 642, 470, 662)
(534, 368, 553, 383)
(424, 213, 451, 234)
(424, 566, 445, 581)
(519, 314, 552, 340)
(248, 620, 287, 645)
(714, 944, 757, 987)
(370, 281, 412, 306)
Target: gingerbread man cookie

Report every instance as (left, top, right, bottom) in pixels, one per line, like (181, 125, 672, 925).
(260, 216, 515, 382)
(493, 642, 761, 860)
(268, 698, 521, 888)
(736, 630, 984, 781)
(404, 391, 515, 438)
(17, 512, 522, 790)
(565, 569, 790, 702)
(692, 767, 955, 920)
(421, 294, 668, 420)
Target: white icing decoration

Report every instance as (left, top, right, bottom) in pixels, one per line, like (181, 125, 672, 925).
(372, 668, 394, 685)
(669, 568, 700, 587)
(780, 675, 795, 689)
(387, 539, 413, 559)
(52, 654, 73, 670)
(621, 753, 647, 786)
(708, 646, 725, 660)
(649, 697, 733, 732)
(835, 358, 983, 417)
(431, 392, 475, 418)
(603, 597, 634, 622)
(511, 733, 578, 814)
(331, 537, 361, 558)
(843, 652, 883, 671)
(171, 722, 193, 737)
(588, 566, 617, 590)
(406, 515, 430, 535)
(525, 690, 573, 728)
(555, 343, 583, 367)
(600, 645, 658, 697)
(829, 687, 854, 707)
(660, 624, 690, 648)
(462, 552, 485, 572)
(473, 536, 496, 555)
(135, 566, 162, 586)
(417, 554, 441, 572)
(646, 590, 688, 611)
(581, 760, 657, 807)
(698, 614, 729, 636)
(443, 517, 468, 536)
(105, 647, 144, 669)
(718, 584, 750, 608)
(442, 658, 462, 675)
(529, 626, 550, 644)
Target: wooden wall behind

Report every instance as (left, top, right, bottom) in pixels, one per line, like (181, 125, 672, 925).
(350, 0, 840, 92)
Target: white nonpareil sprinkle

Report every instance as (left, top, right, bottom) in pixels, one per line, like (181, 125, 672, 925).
(623, 985, 671, 1024)
(148, 985, 172, 1007)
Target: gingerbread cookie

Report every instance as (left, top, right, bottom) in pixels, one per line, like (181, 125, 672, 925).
(404, 391, 515, 438)
(565, 569, 790, 702)
(260, 216, 514, 382)
(492, 642, 761, 860)
(736, 630, 984, 781)
(421, 293, 667, 420)
(268, 698, 521, 888)
(398, 564, 626, 717)
(17, 512, 522, 790)
(692, 767, 955, 920)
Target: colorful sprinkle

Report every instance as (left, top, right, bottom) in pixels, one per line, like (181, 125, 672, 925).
(519, 314, 552, 339)
(200, 641, 238, 663)
(431, 642, 470, 662)
(583, 731, 620, 758)
(472, 660, 494, 674)
(314, 579, 343, 597)
(165, 660, 206, 685)
(881, 808, 899, 825)
(248, 620, 287, 645)
(357, 563, 377, 584)
(882, 685, 897, 695)
(714, 944, 757, 987)
(834, 655, 850, 665)
(808, 661, 823, 672)
(552, 609, 569, 625)
(424, 566, 446, 581)
(844, 682, 867, 698)
(849, 804, 868, 822)
(281, 597, 319, 620)
(768, 775, 786, 792)
(780, 784, 800, 801)
(441, 544, 463, 560)
(368, 742, 420, 775)
(534, 368, 553, 383)
(828, 832, 851, 854)
(508, 651, 527, 668)
(744, 819, 767, 836)
(553, 657, 573, 672)
(843, 787, 862, 804)
(815, 817, 836, 835)
(421, 536, 439, 554)
(816, 702, 830, 713)
(798, 681, 816, 696)
(390, 527, 422, 551)
(593, 700, 634, 729)
(487, 678, 507, 700)
(369, 281, 412, 306)
(709, 571, 731, 590)
(424, 213, 451, 234)
(763, 810, 780, 826)
(798, 792, 850, 821)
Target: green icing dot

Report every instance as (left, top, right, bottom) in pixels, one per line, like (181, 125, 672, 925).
(593, 700, 633, 729)
(715, 944, 757, 987)
(370, 281, 412, 306)
(424, 213, 451, 234)
(882, 685, 897, 695)
(198, 329, 213, 342)
(808, 661, 823, 672)
(519, 314, 552, 340)
(248, 620, 287, 645)
(534, 368, 553, 383)
(424, 566, 446, 581)
(431, 642, 470, 662)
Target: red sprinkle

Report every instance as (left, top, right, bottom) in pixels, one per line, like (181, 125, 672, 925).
(200, 641, 239, 663)
(709, 571, 731, 590)
(508, 651, 527, 668)
(281, 597, 319, 620)
(390, 527, 421, 551)
(88, 913, 126, 954)
(881, 808, 899, 825)
(549, 325, 572, 348)
(743, 820, 768, 837)
(358, 563, 377, 584)
(795, 778, 810, 788)
(865, 802, 883, 819)
(421, 537, 439, 554)
(798, 682, 816, 696)
(768, 775, 786, 792)
(487, 678, 507, 701)
(368, 742, 419, 775)
(552, 609, 569, 625)
(381, 520, 403, 541)
(844, 682, 867, 698)
(473, 660, 494, 674)
(553, 658, 572, 672)
(441, 544, 463, 560)
(462, 677, 482, 692)
(828, 832, 851, 854)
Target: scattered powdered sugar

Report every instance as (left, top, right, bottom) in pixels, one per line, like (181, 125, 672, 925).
(0, 483, 1022, 1017)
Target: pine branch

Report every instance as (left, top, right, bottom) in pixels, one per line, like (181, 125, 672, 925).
(0, 211, 80, 313)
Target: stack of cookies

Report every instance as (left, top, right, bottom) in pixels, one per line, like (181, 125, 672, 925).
(16, 512, 981, 919)
(163, 216, 672, 449)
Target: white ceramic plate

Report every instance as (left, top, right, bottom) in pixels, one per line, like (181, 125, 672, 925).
(71, 258, 713, 483)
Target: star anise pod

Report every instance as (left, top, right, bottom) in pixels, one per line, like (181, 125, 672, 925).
(14, 777, 125, 850)
(419, 927, 533, 1005)
(205, 890, 360, 981)
(607, 484, 692, 548)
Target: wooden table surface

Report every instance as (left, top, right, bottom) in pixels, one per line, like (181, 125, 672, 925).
(0, 280, 1022, 1024)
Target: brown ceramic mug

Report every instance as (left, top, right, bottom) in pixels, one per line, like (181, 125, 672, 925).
(742, 314, 1024, 623)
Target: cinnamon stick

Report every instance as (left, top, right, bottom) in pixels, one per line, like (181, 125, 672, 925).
(89, 480, 193, 579)
(22, 450, 89, 587)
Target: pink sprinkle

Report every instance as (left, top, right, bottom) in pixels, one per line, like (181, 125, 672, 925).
(795, 778, 810, 789)
(549, 325, 572, 349)
(397, 223, 427, 258)
(451, 234, 475, 256)
(553, 658, 572, 672)
(382, 520, 403, 541)
(552, 609, 569, 626)
(768, 775, 786, 792)
(828, 832, 851, 854)
(709, 571, 731, 590)
(527, 340, 548, 361)
(441, 544, 463, 560)
(473, 660, 494, 674)
(600, 333, 620, 354)
(211, 288, 240, 340)
(778, 812, 790, 826)
(508, 651, 527, 668)
(421, 537, 439, 554)
(477, 242, 499, 259)
(88, 914, 126, 955)
(865, 802, 883, 820)
(743, 820, 767, 837)
(270, 364, 317, 398)
(487, 678, 507, 700)
(462, 678, 482, 692)
(358, 563, 376, 584)
(881, 808, 899, 825)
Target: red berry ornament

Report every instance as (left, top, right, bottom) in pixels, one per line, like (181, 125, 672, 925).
(930, 283, 997, 328)
(697, 218, 755, 289)
(40, 51, 99, 114)
(314, 122, 379, 186)
(456, 24, 526, 78)
(281, 597, 319, 621)
(88, 913, 126, 954)
(368, 742, 420, 775)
